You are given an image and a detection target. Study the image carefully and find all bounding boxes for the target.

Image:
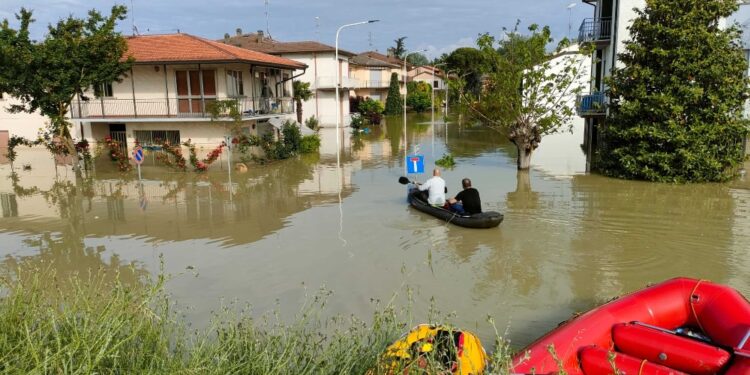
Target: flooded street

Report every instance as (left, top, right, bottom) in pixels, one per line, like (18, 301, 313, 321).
(1, 114, 749, 348)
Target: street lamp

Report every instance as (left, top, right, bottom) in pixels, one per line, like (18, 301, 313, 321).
(567, 3, 577, 40)
(402, 49, 427, 174)
(430, 63, 446, 157)
(335, 20, 379, 169)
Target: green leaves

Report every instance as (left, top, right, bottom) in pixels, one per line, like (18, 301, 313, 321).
(601, 0, 749, 182)
(384, 72, 403, 115)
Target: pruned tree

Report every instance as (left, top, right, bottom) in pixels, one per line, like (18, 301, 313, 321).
(0, 6, 132, 172)
(600, 0, 749, 182)
(471, 24, 588, 170)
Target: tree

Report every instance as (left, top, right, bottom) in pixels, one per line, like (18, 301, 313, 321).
(292, 80, 313, 123)
(0, 6, 132, 171)
(406, 81, 432, 113)
(387, 36, 407, 59)
(445, 47, 487, 96)
(471, 24, 587, 170)
(406, 52, 428, 66)
(384, 72, 403, 115)
(600, 0, 749, 182)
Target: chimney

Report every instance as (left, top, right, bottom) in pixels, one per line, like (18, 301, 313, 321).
(257, 30, 264, 42)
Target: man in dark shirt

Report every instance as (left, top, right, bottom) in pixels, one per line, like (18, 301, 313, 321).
(448, 178, 482, 215)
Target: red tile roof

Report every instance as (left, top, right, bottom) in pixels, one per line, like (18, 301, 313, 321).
(124, 33, 307, 69)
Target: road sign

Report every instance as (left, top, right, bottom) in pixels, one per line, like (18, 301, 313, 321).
(132, 145, 144, 165)
(406, 154, 424, 174)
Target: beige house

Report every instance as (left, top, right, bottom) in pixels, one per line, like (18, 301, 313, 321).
(349, 52, 404, 103)
(221, 31, 355, 127)
(407, 65, 446, 91)
(70, 33, 305, 155)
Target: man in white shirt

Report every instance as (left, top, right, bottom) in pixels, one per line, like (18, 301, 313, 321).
(418, 168, 446, 206)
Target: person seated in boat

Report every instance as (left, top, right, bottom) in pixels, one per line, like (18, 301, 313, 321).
(448, 178, 482, 215)
(416, 168, 446, 207)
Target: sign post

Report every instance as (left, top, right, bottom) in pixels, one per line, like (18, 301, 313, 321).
(406, 154, 425, 175)
(132, 145, 144, 181)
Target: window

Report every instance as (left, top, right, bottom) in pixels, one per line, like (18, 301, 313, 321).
(133, 130, 180, 147)
(433, 80, 439, 89)
(176, 69, 216, 114)
(94, 83, 114, 98)
(226, 70, 244, 97)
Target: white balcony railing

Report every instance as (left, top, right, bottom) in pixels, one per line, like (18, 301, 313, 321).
(70, 97, 294, 120)
(315, 76, 360, 89)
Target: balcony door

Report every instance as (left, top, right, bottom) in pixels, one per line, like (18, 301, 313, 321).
(370, 69, 381, 88)
(176, 70, 216, 115)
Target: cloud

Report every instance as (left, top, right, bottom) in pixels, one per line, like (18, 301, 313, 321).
(417, 37, 476, 60)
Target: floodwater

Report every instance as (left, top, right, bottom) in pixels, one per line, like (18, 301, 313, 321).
(1, 114, 750, 348)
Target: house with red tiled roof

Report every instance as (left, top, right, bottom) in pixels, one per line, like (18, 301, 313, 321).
(408, 65, 446, 92)
(70, 33, 306, 157)
(348, 52, 404, 104)
(221, 31, 357, 127)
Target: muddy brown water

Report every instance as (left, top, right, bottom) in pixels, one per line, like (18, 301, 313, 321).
(1, 114, 749, 348)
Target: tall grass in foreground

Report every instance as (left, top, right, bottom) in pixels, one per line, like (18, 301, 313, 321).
(0, 265, 516, 374)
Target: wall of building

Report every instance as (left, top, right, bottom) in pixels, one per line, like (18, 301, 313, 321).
(0, 96, 54, 141)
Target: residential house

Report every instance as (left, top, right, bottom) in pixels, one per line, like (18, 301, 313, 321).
(222, 31, 356, 127)
(349, 53, 401, 103)
(71, 33, 305, 155)
(407, 65, 446, 91)
(577, 0, 750, 165)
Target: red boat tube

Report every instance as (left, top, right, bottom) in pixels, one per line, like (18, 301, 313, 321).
(510, 278, 750, 375)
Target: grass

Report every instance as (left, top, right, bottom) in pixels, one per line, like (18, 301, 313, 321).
(0, 262, 518, 374)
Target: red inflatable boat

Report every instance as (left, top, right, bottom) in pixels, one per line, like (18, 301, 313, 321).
(511, 278, 750, 375)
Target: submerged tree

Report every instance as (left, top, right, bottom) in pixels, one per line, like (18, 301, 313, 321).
(384, 72, 403, 115)
(0, 6, 132, 172)
(471, 24, 588, 169)
(600, 0, 749, 182)
(292, 80, 313, 124)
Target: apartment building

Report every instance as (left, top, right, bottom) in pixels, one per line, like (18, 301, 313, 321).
(222, 31, 355, 127)
(70, 33, 304, 154)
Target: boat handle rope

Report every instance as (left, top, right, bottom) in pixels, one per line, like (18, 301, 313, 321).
(689, 279, 706, 334)
(738, 329, 750, 351)
(638, 359, 647, 375)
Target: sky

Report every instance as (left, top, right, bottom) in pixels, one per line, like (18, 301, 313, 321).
(3, 0, 750, 59)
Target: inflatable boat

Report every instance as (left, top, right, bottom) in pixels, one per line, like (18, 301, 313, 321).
(511, 278, 750, 375)
(407, 189, 503, 229)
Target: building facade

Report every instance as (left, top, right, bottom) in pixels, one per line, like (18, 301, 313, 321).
(349, 52, 403, 103)
(70, 33, 304, 156)
(407, 66, 446, 91)
(222, 32, 355, 128)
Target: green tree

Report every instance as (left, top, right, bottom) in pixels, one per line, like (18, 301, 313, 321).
(600, 0, 749, 182)
(445, 47, 487, 96)
(406, 52, 428, 66)
(292, 80, 313, 124)
(387, 36, 407, 59)
(0, 6, 132, 172)
(406, 81, 432, 113)
(472, 24, 587, 170)
(384, 72, 403, 115)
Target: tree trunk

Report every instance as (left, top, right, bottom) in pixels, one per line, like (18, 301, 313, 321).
(296, 99, 303, 124)
(516, 144, 533, 170)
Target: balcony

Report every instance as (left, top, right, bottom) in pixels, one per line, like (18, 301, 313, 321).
(70, 97, 294, 121)
(358, 80, 391, 89)
(576, 93, 607, 117)
(315, 76, 361, 90)
(578, 18, 612, 46)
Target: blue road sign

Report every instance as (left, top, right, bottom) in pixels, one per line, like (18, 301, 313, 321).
(406, 154, 424, 174)
(133, 146, 144, 165)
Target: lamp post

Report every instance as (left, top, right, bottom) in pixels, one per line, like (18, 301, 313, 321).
(335, 20, 379, 170)
(567, 3, 577, 39)
(402, 49, 427, 174)
(430, 63, 446, 157)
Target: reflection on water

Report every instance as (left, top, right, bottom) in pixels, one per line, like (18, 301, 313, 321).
(0, 115, 748, 348)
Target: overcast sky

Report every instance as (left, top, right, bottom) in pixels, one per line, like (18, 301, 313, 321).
(3, 0, 750, 58)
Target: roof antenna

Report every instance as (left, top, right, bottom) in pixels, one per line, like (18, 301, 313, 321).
(368, 32, 373, 49)
(315, 16, 320, 42)
(130, 0, 137, 35)
(265, 0, 272, 39)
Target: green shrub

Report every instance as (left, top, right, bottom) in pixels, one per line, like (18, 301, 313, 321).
(435, 153, 456, 168)
(350, 113, 365, 130)
(300, 134, 321, 154)
(406, 81, 432, 113)
(384, 72, 403, 115)
(305, 116, 319, 131)
(358, 97, 384, 124)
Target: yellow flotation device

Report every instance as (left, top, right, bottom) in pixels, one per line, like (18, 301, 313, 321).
(380, 324, 487, 374)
